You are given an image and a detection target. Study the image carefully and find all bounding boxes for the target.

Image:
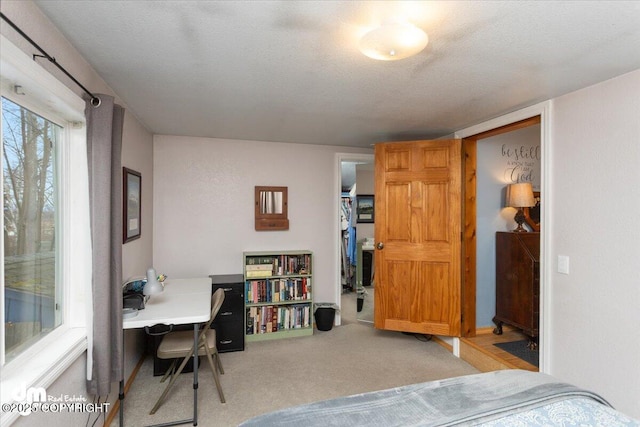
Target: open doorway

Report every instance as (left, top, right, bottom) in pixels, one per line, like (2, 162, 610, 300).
(460, 115, 543, 372)
(336, 154, 374, 325)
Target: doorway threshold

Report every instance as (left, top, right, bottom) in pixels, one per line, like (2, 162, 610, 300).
(460, 327, 538, 372)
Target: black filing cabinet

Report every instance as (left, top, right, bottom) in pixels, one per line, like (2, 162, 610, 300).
(210, 274, 245, 353)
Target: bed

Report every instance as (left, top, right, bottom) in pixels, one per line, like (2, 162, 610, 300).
(239, 370, 639, 426)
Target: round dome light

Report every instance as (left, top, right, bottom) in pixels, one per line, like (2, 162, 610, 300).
(359, 22, 428, 61)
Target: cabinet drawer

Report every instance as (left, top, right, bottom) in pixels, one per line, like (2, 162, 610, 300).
(212, 283, 243, 296)
(215, 309, 243, 323)
(212, 285, 243, 309)
(214, 321, 245, 352)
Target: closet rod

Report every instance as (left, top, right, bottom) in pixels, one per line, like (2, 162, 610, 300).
(0, 12, 101, 107)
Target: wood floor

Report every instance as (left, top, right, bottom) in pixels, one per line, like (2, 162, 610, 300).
(460, 327, 538, 372)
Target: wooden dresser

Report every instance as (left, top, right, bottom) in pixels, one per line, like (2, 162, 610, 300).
(493, 232, 540, 346)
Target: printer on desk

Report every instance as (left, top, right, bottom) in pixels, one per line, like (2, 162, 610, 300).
(123, 277, 147, 310)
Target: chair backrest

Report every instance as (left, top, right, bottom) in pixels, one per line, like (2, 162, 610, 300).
(201, 288, 225, 333)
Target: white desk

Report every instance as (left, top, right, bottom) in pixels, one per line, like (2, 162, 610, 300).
(121, 277, 211, 427)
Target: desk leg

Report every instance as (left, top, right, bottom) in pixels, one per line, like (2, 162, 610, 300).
(148, 324, 199, 426)
(192, 323, 198, 426)
(120, 329, 125, 426)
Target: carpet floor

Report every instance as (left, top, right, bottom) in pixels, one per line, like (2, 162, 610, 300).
(115, 319, 478, 426)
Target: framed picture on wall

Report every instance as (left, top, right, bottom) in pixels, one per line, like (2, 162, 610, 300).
(356, 194, 374, 223)
(123, 167, 141, 243)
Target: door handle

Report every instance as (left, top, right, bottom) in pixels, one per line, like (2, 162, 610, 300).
(376, 242, 384, 250)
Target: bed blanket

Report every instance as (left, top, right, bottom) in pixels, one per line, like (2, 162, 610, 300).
(239, 370, 612, 426)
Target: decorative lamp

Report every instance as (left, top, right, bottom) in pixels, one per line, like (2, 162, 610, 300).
(506, 183, 535, 232)
(143, 267, 164, 296)
(359, 21, 428, 61)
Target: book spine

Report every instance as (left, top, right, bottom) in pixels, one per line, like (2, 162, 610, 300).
(285, 307, 290, 329)
(272, 307, 277, 332)
(260, 307, 266, 334)
(245, 263, 273, 271)
(253, 281, 258, 303)
(246, 270, 272, 278)
(247, 256, 274, 265)
(266, 306, 272, 333)
(272, 280, 279, 302)
(253, 307, 258, 334)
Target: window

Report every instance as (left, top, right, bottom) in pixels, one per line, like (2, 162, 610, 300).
(2, 97, 62, 363)
(1, 36, 90, 424)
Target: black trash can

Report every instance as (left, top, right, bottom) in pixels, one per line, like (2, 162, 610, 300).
(314, 304, 336, 331)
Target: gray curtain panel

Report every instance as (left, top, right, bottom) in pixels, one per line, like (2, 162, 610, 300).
(85, 94, 124, 396)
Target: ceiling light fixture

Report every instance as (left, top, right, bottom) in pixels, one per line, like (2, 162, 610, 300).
(359, 21, 428, 61)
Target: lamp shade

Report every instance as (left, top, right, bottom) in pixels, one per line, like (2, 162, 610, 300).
(506, 183, 535, 208)
(359, 22, 428, 61)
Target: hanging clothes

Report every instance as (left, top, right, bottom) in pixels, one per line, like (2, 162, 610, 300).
(347, 196, 357, 265)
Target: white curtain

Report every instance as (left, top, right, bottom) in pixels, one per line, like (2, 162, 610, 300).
(85, 94, 124, 396)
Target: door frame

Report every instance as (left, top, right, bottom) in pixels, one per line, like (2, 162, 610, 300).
(455, 100, 551, 371)
(334, 152, 375, 326)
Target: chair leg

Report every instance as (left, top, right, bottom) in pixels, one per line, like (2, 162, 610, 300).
(160, 359, 177, 383)
(215, 351, 224, 375)
(204, 349, 225, 403)
(150, 352, 193, 415)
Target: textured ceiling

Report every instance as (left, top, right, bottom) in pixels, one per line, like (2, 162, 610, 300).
(33, 1, 640, 148)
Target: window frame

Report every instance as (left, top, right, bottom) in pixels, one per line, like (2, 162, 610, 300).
(1, 94, 66, 362)
(0, 35, 91, 425)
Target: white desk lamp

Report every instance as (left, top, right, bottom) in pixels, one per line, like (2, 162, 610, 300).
(143, 267, 164, 296)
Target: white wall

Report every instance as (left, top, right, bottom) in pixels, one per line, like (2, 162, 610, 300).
(548, 69, 640, 417)
(119, 105, 153, 415)
(12, 357, 89, 427)
(476, 126, 541, 326)
(1, 1, 153, 424)
(153, 135, 371, 304)
(122, 112, 154, 282)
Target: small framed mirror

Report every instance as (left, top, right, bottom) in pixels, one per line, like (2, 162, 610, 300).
(255, 186, 289, 231)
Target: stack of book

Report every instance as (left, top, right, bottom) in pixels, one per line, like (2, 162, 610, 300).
(246, 304, 311, 335)
(273, 254, 312, 275)
(245, 257, 274, 278)
(245, 278, 311, 303)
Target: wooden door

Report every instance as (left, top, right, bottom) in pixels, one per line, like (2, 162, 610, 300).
(373, 140, 462, 336)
